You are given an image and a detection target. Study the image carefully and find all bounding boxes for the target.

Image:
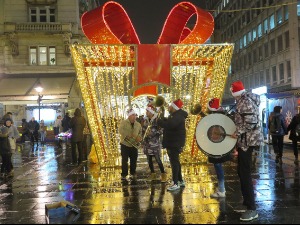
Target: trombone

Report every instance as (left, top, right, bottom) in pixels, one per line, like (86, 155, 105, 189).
(143, 95, 165, 141)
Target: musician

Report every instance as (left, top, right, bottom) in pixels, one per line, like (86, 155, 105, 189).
(119, 108, 142, 181)
(157, 99, 188, 191)
(142, 104, 167, 183)
(230, 80, 261, 222)
(206, 98, 231, 198)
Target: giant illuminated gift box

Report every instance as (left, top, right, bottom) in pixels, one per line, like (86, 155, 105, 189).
(70, 1, 234, 168)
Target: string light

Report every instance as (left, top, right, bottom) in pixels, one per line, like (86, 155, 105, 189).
(70, 43, 234, 167)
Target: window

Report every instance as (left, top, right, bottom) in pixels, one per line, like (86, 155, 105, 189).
(279, 63, 284, 83)
(248, 31, 252, 43)
(284, 5, 289, 20)
(287, 60, 291, 82)
(29, 46, 56, 66)
(240, 38, 243, 49)
(29, 6, 56, 22)
(270, 39, 276, 55)
(285, 31, 290, 48)
(278, 35, 283, 52)
(272, 65, 277, 85)
(264, 42, 269, 57)
(266, 68, 270, 86)
(298, 0, 300, 16)
(258, 23, 262, 37)
(260, 71, 265, 86)
(243, 34, 247, 47)
(277, 8, 283, 24)
(253, 28, 257, 40)
(263, 18, 268, 34)
(270, 14, 275, 30)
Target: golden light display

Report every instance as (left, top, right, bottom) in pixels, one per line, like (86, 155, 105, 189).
(70, 43, 234, 168)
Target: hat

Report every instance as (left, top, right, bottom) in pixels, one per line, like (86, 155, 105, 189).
(146, 105, 157, 115)
(208, 98, 221, 111)
(171, 99, 183, 110)
(127, 108, 136, 117)
(230, 80, 246, 97)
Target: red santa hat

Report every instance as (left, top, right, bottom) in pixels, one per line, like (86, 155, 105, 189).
(146, 104, 157, 115)
(230, 80, 246, 97)
(171, 99, 183, 110)
(127, 108, 136, 117)
(207, 98, 221, 111)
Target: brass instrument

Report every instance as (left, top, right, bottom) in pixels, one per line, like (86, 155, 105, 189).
(190, 103, 206, 117)
(143, 95, 165, 141)
(124, 136, 141, 149)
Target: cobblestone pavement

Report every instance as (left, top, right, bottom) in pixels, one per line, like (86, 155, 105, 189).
(0, 142, 299, 224)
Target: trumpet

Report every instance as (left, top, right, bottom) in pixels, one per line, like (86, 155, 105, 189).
(190, 103, 206, 117)
(124, 136, 141, 149)
(143, 95, 165, 141)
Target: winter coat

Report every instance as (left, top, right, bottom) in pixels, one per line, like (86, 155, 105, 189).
(268, 113, 288, 136)
(119, 119, 142, 148)
(157, 109, 188, 150)
(142, 115, 163, 156)
(70, 112, 86, 142)
(28, 120, 40, 133)
(234, 92, 263, 151)
(287, 114, 300, 141)
(62, 115, 71, 132)
(0, 126, 10, 155)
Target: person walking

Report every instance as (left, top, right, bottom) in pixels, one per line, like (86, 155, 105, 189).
(230, 80, 262, 222)
(157, 99, 188, 191)
(119, 108, 142, 180)
(62, 113, 71, 132)
(268, 106, 288, 164)
(142, 104, 167, 183)
(28, 117, 40, 145)
(39, 119, 47, 146)
(0, 123, 13, 177)
(20, 118, 29, 143)
(54, 115, 63, 148)
(287, 112, 300, 165)
(69, 108, 86, 166)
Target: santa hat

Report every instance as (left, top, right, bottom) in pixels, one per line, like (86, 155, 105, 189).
(146, 104, 157, 115)
(230, 80, 246, 97)
(127, 108, 136, 117)
(208, 98, 221, 111)
(171, 99, 183, 110)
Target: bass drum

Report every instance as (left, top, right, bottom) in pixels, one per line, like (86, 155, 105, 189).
(195, 114, 237, 158)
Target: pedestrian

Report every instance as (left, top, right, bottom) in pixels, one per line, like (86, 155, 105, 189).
(142, 104, 167, 183)
(206, 98, 232, 198)
(62, 113, 71, 132)
(20, 118, 29, 143)
(157, 99, 188, 191)
(28, 117, 40, 145)
(268, 106, 288, 164)
(0, 122, 13, 177)
(39, 119, 47, 146)
(287, 112, 300, 165)
(230, 80, 262, 221)
(119, 108, 142, 180)
(69, 108, 87, 166)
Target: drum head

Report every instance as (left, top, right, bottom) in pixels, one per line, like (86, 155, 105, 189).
(195, 114, 237, 157)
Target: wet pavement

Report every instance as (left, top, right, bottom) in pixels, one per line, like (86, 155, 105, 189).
(0, 142, 299, 224)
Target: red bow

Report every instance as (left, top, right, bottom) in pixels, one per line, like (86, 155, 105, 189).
(81, 1, 214, 97)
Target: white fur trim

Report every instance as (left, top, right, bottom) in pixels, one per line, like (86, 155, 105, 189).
(207, 105, 220, 111)
(231, 89, 245, 97)
(146, 107, 156, 115)
(171, 102, 179, 110)
(127, 110, 136, 117)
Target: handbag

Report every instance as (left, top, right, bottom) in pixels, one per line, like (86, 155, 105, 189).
(8, 137, 16, 152)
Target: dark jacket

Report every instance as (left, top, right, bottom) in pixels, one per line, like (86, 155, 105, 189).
(0, 126, 10, 155)
(287, 114, 300, 141)
(268, 112, 287, 136)
(70, 109, 87, 142)
(62, 115, 71, 132)
(157, 109, 188, 150)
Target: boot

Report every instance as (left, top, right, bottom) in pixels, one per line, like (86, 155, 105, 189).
(275, 154, 280, 164)
(161, 173, 167, 183)
(148, 173, 156, 181)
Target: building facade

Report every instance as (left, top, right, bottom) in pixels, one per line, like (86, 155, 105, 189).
(0, 0, 95, 124)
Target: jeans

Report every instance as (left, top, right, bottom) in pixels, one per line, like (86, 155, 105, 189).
(71, 141, 83, 164)
(121, 144, 138, 177)
(238, 147, 256, 210)
(147, 154, 165, 173)
(40, 131, 46, 142)
(1, 153, 12, 174)
(167, 148, 183, 185)
(271, 135, 284, 157)
(214, 163, 225, 192)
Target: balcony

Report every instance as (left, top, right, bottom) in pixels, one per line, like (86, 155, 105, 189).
(4, 22, 72, 33)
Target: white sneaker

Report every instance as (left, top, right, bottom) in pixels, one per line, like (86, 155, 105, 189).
(167, 184, 180, 191)
(210, 189, 226, 198)
(178, 180, 185, 187)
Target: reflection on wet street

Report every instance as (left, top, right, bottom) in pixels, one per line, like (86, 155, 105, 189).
(0, 142, 299, 224)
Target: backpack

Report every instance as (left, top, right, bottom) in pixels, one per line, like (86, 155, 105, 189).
(269, 115, 281, 134)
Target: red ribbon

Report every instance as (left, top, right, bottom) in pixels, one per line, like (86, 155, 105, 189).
(81, 1, 214, 96)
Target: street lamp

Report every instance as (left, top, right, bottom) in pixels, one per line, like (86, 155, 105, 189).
(34, 81, 43, 122)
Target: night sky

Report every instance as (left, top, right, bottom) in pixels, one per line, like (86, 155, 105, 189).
(95, 0, 207, 43)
